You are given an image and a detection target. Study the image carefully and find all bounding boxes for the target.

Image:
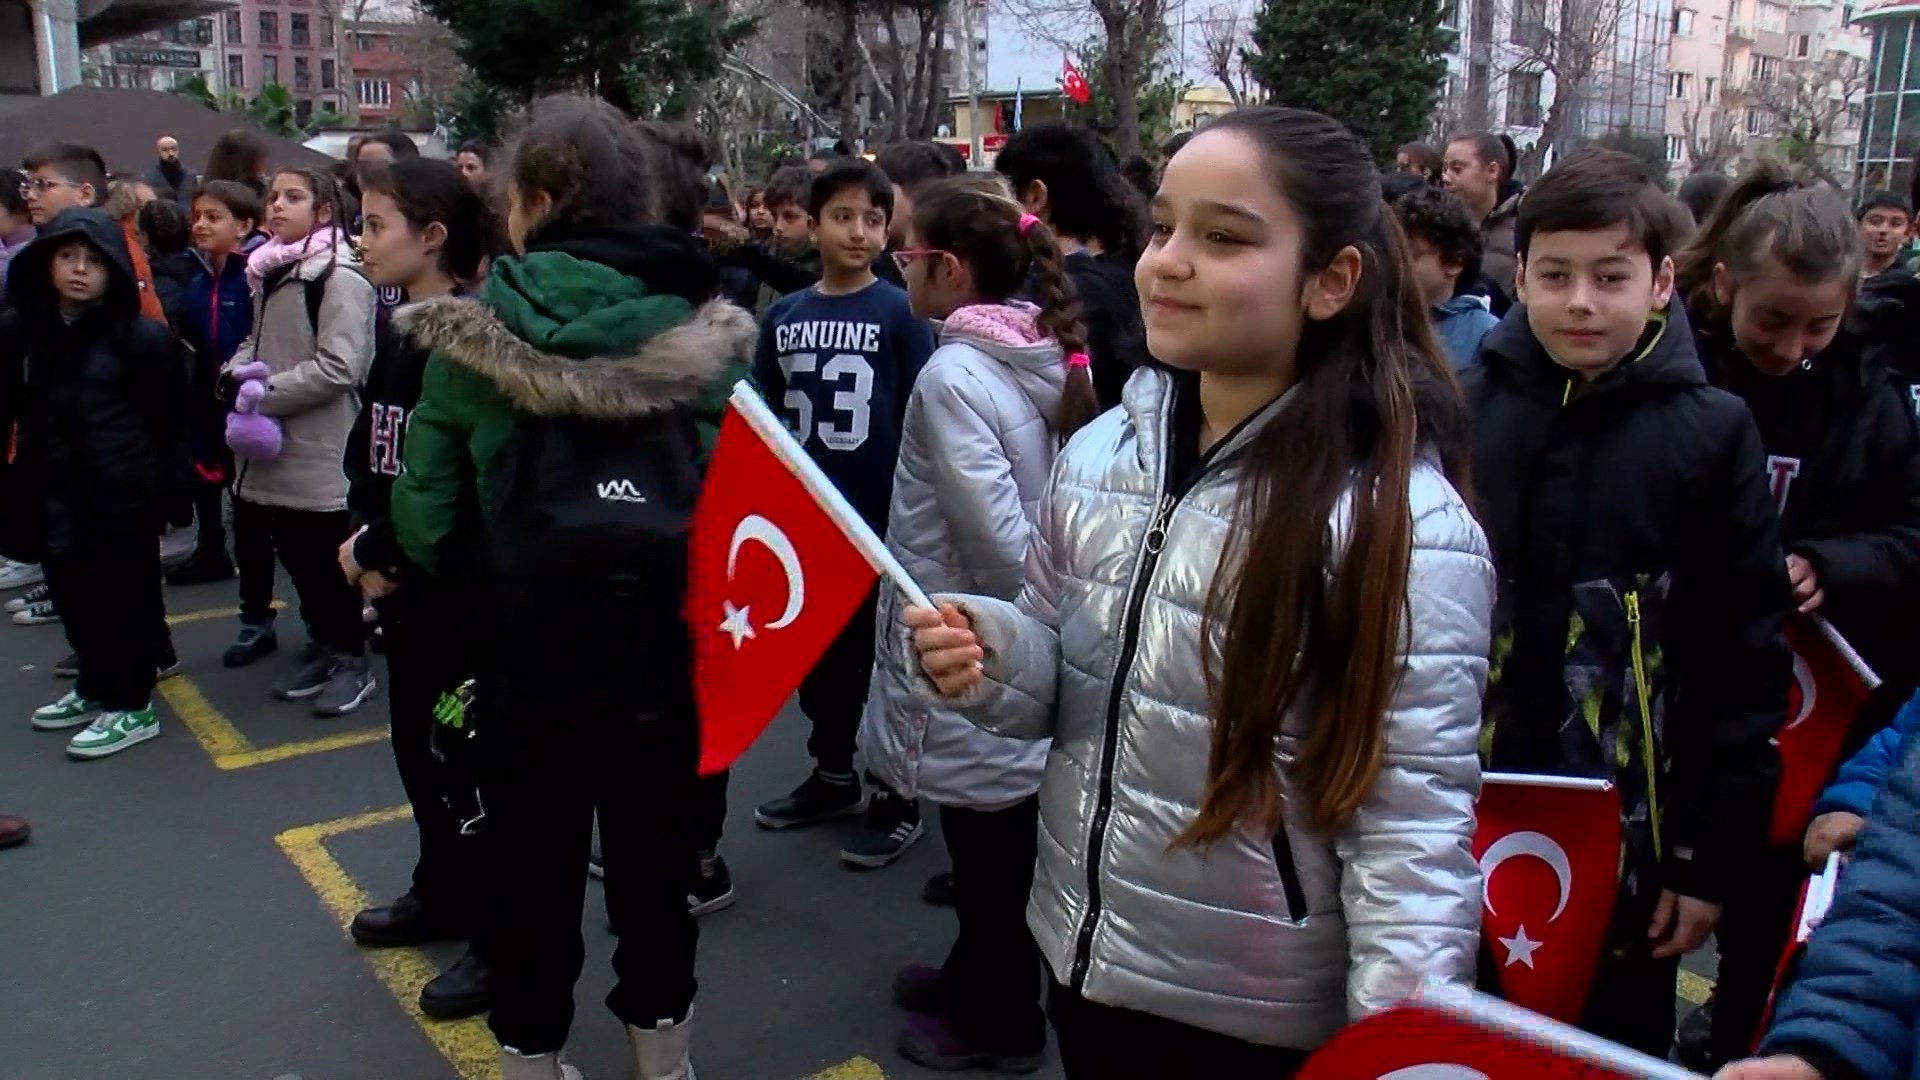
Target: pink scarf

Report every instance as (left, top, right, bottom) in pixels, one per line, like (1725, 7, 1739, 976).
(245, 227, 350, 296)
(942, 302, 1048, 347)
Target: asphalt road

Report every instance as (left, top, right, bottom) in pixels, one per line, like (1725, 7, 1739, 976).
(0, 573, 1719, 1080)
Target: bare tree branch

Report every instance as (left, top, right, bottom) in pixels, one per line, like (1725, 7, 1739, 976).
(1495, 0, 1635, 173)
(1195, 3, 1250, 106)
(1744, 50, 1865, 186)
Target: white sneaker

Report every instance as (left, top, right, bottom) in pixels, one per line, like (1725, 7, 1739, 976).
(497, 1048, 584, 1080)
(159, 526, 198, 565)
(6, 583, 49, 613)
(0, 560, 44, 590)
(628, 1013, 695, 1080)
(12, 599, 58, 626)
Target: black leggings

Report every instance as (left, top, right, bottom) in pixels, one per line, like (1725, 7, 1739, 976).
(44, 527, 162, 711)
(1047, 984, 1306, 1077)
(231, 497, 363, 653)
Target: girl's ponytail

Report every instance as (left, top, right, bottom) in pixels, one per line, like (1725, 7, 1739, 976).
(1020, 213, 1098, 440)
(1674, 156, 1859, 325)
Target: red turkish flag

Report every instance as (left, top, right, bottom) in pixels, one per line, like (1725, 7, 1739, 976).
(1061, 55, 1091, 105)
(1298, 988, 1688, 1078)
(1473, 774, 1620, 1023)
(1768, 616, 1878, 846)
(689, 400, 879, 775)
(1757, 852, 1843, 1050)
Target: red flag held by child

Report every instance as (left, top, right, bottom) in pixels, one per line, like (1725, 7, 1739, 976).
(1473, 774, 1620, 1023)
(1768, 616, 1878, 846)
(1061, 55, 1091, 105)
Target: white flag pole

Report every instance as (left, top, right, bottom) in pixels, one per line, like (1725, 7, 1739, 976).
(1481, 772, 1615, 792)
(728, 382, 933, 610)
(1812, 613, 1882, 690)
(1413, 984, 1702, 1079)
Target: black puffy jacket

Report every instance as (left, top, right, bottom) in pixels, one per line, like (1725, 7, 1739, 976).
(1462, 301, 1790, 906)
(1, 208, 191, 555)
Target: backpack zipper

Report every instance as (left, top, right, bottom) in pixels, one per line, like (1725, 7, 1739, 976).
(1625, 589, 1662, 859)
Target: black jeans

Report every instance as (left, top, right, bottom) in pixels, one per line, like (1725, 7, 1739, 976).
(695, 770, 728, 854)
(44, 526, 162, 711)
(1708, 845, 1808, 1061)
(1047, 984, 1306, 1077)
(941, 796, 1044, 1053)
(231, 498, 363, 653)
(798, 587, 877, 776)
(482, 591, 700, 1054)
(379, 580, 483, 916)
(192, 484, 227, 560)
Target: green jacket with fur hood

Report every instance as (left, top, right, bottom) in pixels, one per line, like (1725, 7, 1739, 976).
(388, 227, 755, 577)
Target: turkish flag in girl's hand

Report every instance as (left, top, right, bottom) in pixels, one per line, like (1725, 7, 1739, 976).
(689, 397, 879, 775)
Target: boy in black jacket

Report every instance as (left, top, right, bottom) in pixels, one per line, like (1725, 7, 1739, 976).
(1460, 148, 1791, 1056)
(5, 207, 189, 759)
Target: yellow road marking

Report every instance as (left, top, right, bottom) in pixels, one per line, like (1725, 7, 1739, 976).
(157, 673, 386, 770)
(277, 807, 500, 1080)
(803, 1058, 886, 1079)
(165, 600, 285, 628)
(1678, 968, 1714, 1007)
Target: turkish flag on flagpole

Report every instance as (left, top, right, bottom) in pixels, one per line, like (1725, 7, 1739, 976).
(1061, 54, 1091, 105)
(688, 383, 931, 775)
(1297, 983, 1702, 1078)
(1473, 772, 1620, 1023)
(1768, 614, 1880, 846)
(1756, 851, 1844, 1050)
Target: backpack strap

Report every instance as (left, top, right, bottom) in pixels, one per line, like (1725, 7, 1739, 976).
(303, 265, 334, 337)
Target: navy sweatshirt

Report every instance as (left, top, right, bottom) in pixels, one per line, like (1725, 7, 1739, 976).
(752, 278, 934, 534)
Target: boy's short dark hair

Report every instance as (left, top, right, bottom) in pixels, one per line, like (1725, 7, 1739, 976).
(1379, 170, 1429, 205)
(807, 159, 894, 222)
(1393, 186, 1485, 292)
(22, 142, 107, 204)
(1517, 146, 1673, 266)
(192, 179, 264, 226)
(0, 169, 26, 219)
(1447, 131, 1508, 180)
(136, 198, 190, 255)
(763, 165, 813, 212)
(874, 141, 963, 194)
(456, 139, 492, 163)
(1858, 190, 1914, 221)
(936, 142, 968, 174)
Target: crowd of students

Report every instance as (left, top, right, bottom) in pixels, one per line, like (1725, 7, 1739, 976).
(6, 95, 1920, 1080)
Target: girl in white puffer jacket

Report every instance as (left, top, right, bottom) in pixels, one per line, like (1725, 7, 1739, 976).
(859, 173, 1099, 1072)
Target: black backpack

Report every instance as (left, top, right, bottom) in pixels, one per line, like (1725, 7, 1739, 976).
(484, 411, 706, 608)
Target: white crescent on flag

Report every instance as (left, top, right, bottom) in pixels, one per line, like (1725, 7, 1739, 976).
(1783, 649, 1816, 731)
(1479, 830, 1573, 922)
(1378, 1068, 1494, 1080)
(727, 514, 807, 629)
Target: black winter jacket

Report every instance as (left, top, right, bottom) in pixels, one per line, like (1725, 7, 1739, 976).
(1856, 265, 1920, 418)
(345, 307, 434, 578)
(0, 208, 191, 555)
(1462, 302, 1791, 906)
(1064, 249, 1148, 412)
(1696, 320, 1920, 706)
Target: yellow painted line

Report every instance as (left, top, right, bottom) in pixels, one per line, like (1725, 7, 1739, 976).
(277, 806, 500, 1080)
(1678, 968, 1714, 1007)
(157, 673, 387, 770)
(165, 599, 285, 628)
(804, 1059, 886, 1080)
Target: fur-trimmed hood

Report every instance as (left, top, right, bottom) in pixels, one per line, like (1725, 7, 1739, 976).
(395, 295, 757, 422)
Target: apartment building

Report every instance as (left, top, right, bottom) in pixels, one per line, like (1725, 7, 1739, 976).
(345, 19, 424, 127)
(1855, 0, 1920, 194)
(85, 15, 219, 91)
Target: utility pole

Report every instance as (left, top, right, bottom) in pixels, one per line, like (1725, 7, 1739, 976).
(962, 0, 981, 166)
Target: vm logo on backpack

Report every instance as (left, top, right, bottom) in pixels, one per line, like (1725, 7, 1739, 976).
(597, 479, 649, 504)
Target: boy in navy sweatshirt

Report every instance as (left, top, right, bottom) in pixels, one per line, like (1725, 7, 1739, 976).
(751, 158, 935, 868)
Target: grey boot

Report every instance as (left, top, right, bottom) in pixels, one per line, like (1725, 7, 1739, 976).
(498, 1047, 584, 1080)
(627, 1011, 696, 1080)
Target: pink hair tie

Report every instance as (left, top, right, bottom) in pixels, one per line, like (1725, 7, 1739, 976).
(1018, 213, 1041, 236)
(1065, 352, 1091, 369)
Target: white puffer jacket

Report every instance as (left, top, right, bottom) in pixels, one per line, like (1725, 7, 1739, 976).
(861, 304, 1066, 809)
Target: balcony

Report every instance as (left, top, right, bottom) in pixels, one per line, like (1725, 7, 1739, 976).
(1729, 18, 1756, 39)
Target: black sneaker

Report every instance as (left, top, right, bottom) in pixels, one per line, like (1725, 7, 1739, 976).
(689, 855, 735, 916)
(164, 552, 235, 586)
(1675, 994, 1717, 1072)
(223, 621, 278, 668)
(52, 652, 78, 679)
(753, 771, 865, 830)
(272, 651, 337, 701)
(840, 789, 924, 869)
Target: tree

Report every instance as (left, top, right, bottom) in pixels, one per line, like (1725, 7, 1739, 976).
(996, 0, 1173, 159)
(1245, 0, 1450, 163)
(1590, 123, 1670, 189)
(1195, 3, 1254, 107)
(1679, 93, 1740, 176)
(1744, 52, 1868, 187)
(1496, 0, 1636, 175)
(1078, 33, 1185, 158)
(172, 74, 220, 110)
(249, 84, 302, 138)
(875, 0, 949, 140)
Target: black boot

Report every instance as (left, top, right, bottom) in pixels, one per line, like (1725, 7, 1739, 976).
(349, 892, 473, 949)
(419, 946, 491, 1021)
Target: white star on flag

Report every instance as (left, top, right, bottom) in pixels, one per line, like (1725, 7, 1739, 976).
(718, 601, 756, 649)
(1499, 925, 1542, 969)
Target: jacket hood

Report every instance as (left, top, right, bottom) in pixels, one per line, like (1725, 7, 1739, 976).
(523, 223, 719, 309)
(5, 207, 138, 318)
(1434, 293, 1493, 319)
(1485, 190, 1523, 228)
(937, 303, 1069, 425)
(396, 293, 756, 421)
(1477, 301, 1706, 401)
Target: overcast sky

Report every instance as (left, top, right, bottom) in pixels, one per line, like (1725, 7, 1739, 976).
(983, 0, 1244, 93)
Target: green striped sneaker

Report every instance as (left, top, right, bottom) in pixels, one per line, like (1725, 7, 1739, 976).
(31, 690, 99, 731)
(66, 706, 158, 760)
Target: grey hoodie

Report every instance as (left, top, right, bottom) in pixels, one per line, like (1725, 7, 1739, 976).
(859, 303, 1066, 810)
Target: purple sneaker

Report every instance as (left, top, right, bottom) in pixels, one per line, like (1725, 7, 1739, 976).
(892, 962, 947, 1013)
(898, 1012, 1045, 1074)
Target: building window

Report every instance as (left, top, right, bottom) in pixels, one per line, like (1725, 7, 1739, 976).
(296, 99, 314, 125)
(1508, 71, 1545, 126)
(1672, 7, 1695, 35)
(1671, 72, 1693, 98)
(291, 13, 309, 47)
(227, 53, 244, 89)
(224, 10, 242, 44)
(358, 78, 392, 108)
(321, 58, 336, 90)
(1747, 106, 1766, 135)
(1759, 2, 1786, 31)
(1751, 54, 1779, 82)
(356, 33, 376, 51)
(1791, 33, 1810, 57)
(1706, 75, 1718, 102)
(1511, 0, 1548, 48)
(258, 12, 278, 45)
(294, 56, 310, 89)
(319, 16, 333, 47)
(1665, 134, 1685, 161)
(264, 54, 279, 86)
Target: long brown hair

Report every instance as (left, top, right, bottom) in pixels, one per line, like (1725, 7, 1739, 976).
(1674, 156, 1859, 329)
(911, 174, 1100, 440)
(1174, 107, 1473, 846)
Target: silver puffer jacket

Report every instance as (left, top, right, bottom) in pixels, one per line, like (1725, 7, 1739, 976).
(914, 367, 1494, 1049)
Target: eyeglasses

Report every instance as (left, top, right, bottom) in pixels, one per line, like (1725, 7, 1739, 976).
(19, 177, 82, 198)
(890, 248, 949, 273)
